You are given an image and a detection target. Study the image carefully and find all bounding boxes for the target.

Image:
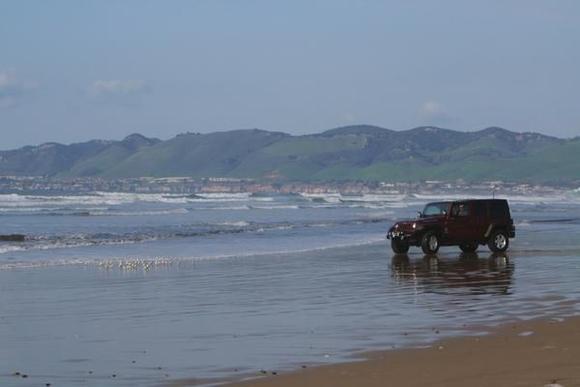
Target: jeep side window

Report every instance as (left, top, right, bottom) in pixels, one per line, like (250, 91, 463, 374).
(490, 202, 508, 219)
(451, 203, 470, 217)
(422, 202, 448, 217)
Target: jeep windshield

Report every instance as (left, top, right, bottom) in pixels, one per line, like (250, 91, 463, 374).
(421, 202, 449, 217)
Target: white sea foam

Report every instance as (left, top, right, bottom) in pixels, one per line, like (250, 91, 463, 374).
(249, 205, 300, 210)
(195, 192, 251, 200)
(195, 205, 250, 211)
(89, 208, 189, 216)
(0, 192, 187, 207)
(299, 193, 412, 207)
(0, 235, 155, 256)
(0, 192, 256, 208)
(411, 193, 578, 205)
(218, 221, 250, 227)
(0, 245, 27, 254)
(300, 193, 342, 203)
(341, 194, 407, 202)
(2, 191, 576, 211)
(0, 236, 386, 270)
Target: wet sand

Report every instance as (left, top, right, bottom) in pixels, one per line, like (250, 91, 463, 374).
(217, 316, 580, 387)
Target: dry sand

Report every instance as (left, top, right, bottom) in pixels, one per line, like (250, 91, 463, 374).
(214, 317, 580, 387)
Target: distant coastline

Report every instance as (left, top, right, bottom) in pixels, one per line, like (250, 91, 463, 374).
(0, 175, 575, 197)
(2, 126, 580, 183)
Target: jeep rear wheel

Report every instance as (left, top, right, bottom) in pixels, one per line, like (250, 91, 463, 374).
(459, 243, 478, 253)
(421, 231, 440, 254)
(391, 239, 409, 254)
(488, 230, 509, 253)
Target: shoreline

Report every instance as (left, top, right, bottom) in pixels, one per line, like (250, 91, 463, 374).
(1, 176, 575, 197)
(169, 315, 580, 387)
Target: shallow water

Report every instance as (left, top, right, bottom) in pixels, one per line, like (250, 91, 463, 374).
(1, 191, 580, 386)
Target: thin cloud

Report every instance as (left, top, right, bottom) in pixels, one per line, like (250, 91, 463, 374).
(0, 71, 36, 108)
(88, 80, 150, 98)
(342, 112, 357, 123)
(418, 100, 453, 125)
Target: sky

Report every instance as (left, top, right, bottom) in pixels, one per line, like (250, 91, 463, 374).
(1, 0, 580, 149)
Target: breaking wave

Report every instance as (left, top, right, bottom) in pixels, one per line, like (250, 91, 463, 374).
(0, 236, 388, 270)
(0, 216, 393, 255)
(0, 192, 262, 209)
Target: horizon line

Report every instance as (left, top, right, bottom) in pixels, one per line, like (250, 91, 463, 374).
(2, 124, 576, 151)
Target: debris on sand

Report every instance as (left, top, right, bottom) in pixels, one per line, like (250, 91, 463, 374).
(0, 234, 25, 242)
(518, 331, 535, 337)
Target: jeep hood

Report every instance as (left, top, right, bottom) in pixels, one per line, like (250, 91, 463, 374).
(391, 216, 444, 232)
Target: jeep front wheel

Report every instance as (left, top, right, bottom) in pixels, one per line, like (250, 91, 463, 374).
(488, 230, 509, 253)
(459, 243, 478, 253)
(391, 239, 409, 254)
(421, 231, 440, 254)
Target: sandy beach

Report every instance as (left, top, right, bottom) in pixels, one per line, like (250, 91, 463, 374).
(2, 192, 580, 386)
(220, 316, 580, 387)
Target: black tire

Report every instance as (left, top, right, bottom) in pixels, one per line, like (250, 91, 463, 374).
(391, 239, 409, 254)
(488, 229, 509, 253)
(421, 231, 440, 254)
(459, 243, 478, 253)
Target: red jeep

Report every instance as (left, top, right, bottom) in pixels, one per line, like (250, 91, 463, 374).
(386, 199, 516, 254)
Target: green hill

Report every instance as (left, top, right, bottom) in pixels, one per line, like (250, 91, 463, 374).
(0, 125, 578, 183)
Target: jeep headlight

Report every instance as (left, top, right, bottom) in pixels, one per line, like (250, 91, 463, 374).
(412, 222, 423, 231)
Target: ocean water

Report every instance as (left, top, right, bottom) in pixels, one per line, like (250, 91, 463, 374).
(1, 191, 580, 386)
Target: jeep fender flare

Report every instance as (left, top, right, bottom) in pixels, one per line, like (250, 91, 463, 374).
(419, 226, 443, 240)
(484, 224, 493, 239)
(484, 224, 507, 239)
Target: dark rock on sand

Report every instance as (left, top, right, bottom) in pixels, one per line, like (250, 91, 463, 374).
(0, 234, 25, 242)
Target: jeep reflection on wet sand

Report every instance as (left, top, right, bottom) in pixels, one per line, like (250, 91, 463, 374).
(386, 199, 516, 254)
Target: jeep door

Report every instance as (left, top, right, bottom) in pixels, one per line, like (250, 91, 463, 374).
(471, 201, 490, 241)
(445, 202, 475, 242)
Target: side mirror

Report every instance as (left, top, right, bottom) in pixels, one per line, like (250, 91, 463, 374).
(417, 211, 422, 218)
(443, 210, 448, 216)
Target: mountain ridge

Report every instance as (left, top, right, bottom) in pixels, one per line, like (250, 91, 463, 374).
(0, 126, 577, 183)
